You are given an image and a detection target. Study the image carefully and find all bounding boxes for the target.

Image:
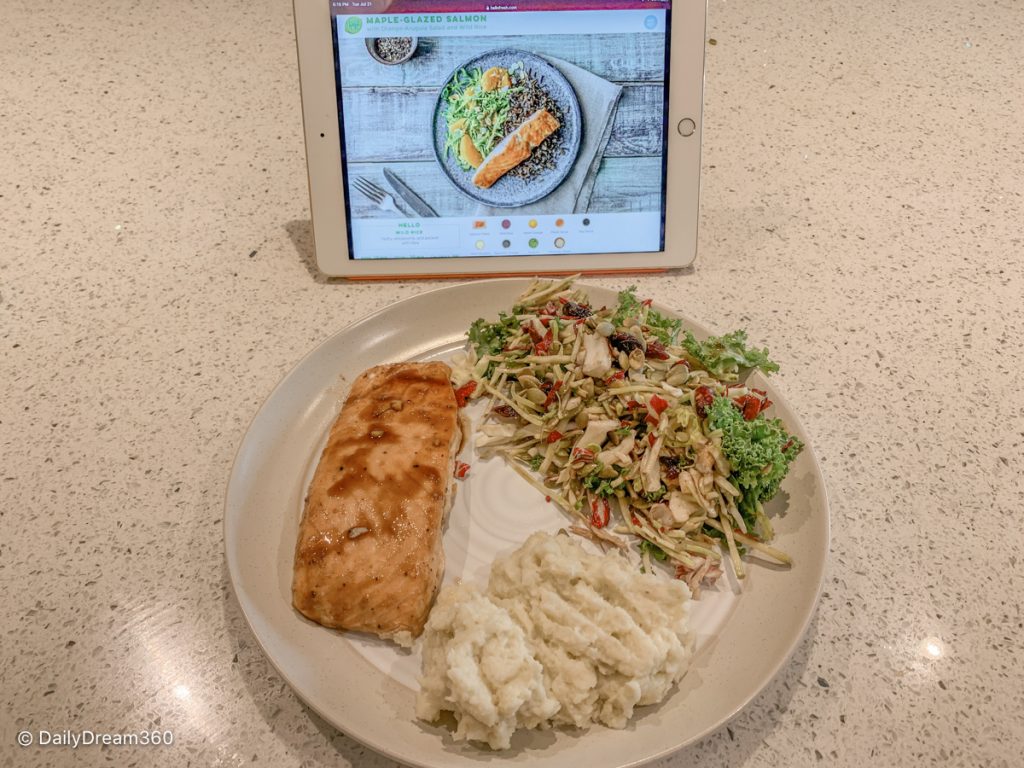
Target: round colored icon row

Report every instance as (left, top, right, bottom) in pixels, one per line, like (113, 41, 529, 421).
(492, 218, 588, 229)
(475, 238, 567, 250)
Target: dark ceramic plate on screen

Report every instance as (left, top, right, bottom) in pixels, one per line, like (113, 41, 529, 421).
(432, 49, 582, 208)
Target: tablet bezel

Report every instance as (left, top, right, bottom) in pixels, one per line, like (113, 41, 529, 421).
(293, 0, 705, 278)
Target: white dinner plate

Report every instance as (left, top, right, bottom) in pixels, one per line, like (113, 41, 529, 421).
(224, 278, 830, 767)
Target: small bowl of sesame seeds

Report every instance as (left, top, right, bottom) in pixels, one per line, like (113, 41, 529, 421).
(365, 37, 418, 65)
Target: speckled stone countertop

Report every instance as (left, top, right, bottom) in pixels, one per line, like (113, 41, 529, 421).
(2, 0, 1022, 766)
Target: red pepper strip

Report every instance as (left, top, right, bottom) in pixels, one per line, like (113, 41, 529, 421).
(745, 397, 762, 420)
(735, 395, 761, 421)
(573, 447, 595, 461)
(641, 298, 653, 307)
(734, 393, 771, 421)
(523, 324, 544, 344)
(626, 399, 643, 409)
(453, 381, 477, 408)
(546, 430, 563, 443)
(539, 317, 551, 327)
(454, 462, 470, 479)
(631, 515, 640, 525)
(781, 439, 794, 453)
(649, 394, 669, 415)
(534, 327, 554, 355)
(741, 391, 770, 415)
(558, 296, 569, 304)
(590, 498, 610, 528)
(604, 370, 626, 385)
(542, 379, 563, 408)
(645, 413, 660, 427)
(648, 432, 657, 446)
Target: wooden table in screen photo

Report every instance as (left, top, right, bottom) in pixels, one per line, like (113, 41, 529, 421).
(338, 33, 665, 217)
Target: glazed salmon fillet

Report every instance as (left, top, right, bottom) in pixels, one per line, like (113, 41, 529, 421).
(292, 362, 461, 644)
(472, 108, 561, 189)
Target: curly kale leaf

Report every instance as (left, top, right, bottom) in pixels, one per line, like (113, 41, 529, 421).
(707, 395, 803, 520)
(682, 329, 780, 381)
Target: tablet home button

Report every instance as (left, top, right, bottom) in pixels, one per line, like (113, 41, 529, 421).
(677, 118, 696, 137)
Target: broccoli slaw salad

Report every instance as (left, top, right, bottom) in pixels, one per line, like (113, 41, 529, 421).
(450, 276, 804, 596)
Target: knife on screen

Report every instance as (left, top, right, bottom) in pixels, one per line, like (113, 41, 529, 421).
(382, 168, 439, 218)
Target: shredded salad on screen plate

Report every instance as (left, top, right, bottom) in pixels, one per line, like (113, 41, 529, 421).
(450, 276, 804, 595)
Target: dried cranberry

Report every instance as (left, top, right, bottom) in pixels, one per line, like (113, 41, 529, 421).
(491, 404, 518, 418)
(694, 386, 715, 419)
(645, 339, 670, 360)
(561, 301, 592, 318)
(659, 455, 681, 479)
(609, 332, 643, 353)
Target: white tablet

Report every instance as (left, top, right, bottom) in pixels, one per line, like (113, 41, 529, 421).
(294, 0, 705, 278)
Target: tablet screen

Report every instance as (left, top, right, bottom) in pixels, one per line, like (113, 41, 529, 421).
(329, 0, 671, 261)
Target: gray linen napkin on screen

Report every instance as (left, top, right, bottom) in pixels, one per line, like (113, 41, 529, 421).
(476, 56, 623, 216)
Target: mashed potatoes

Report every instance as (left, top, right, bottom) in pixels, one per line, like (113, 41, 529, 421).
(416, 532, 694, 749)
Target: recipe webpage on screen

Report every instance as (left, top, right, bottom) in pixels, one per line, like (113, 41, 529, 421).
(330, 0, 671, 260)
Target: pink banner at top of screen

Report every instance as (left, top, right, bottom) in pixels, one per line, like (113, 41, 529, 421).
(330, 0, 669, 15)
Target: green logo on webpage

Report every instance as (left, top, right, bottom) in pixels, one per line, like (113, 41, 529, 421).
(344, 17, 362, 34)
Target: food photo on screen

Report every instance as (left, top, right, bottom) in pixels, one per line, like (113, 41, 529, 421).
(329, 0, 671, 259)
